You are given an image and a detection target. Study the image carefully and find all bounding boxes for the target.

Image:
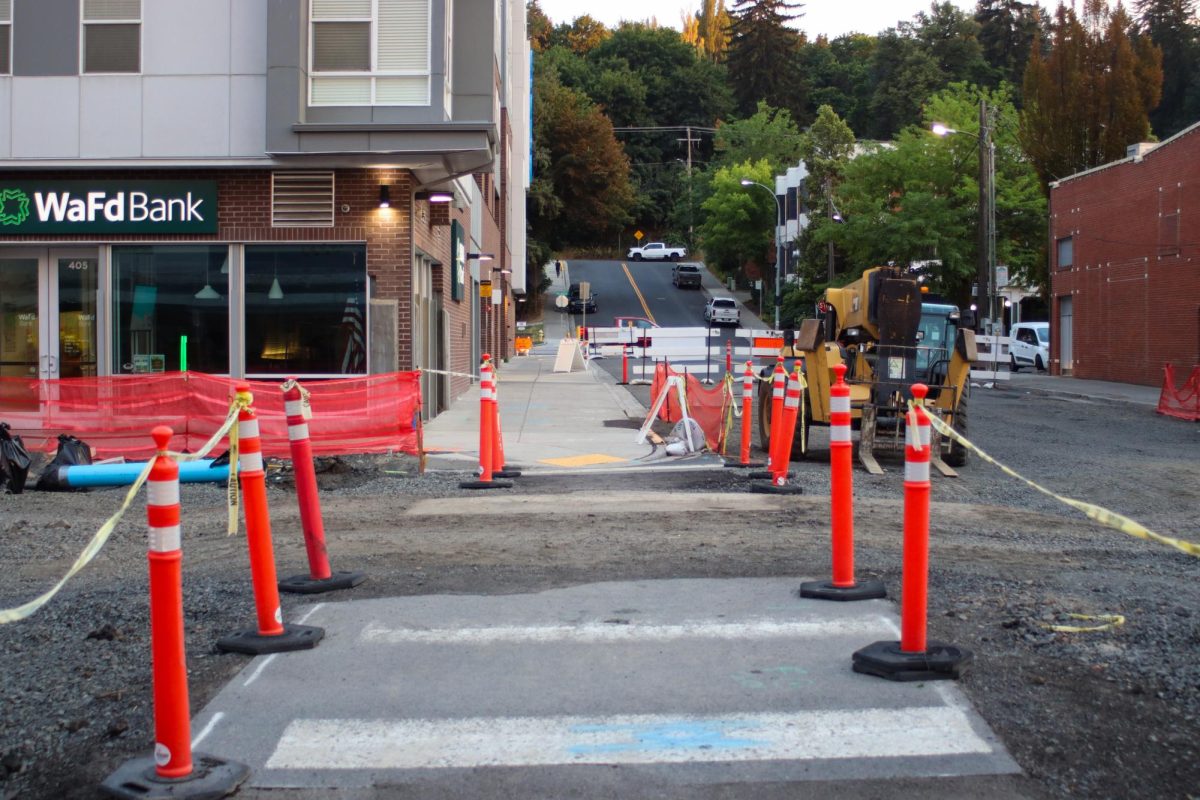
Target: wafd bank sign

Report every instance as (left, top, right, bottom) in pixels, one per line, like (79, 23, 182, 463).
(0, 180, 218, 234)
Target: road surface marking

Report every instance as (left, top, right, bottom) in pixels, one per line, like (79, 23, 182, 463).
(360, 617, 894, 645)
(621, 261, 657, 323)
(265, 707, 995, 770)
(191, 712, 224, 749)
(538, 453, 628, 467)
(242, 654, 278, 687)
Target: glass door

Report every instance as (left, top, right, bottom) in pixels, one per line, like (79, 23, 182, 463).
(0, 256, 44, 378)
(51, 250, 99, 378)
(0, 249, 98, 379)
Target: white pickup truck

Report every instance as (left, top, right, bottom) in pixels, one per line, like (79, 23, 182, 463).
(627, 242, 687, 261)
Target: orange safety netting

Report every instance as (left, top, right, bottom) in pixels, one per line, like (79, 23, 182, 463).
(650, 362, 735, 452)
(0, 371, 422, 459)
(1156, 362, 1200, 422)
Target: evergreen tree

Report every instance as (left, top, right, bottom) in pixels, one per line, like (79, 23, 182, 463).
(1135, 0, 1200, 137)
(726, 0, 806, 118)
(1021, 2, 1162, 186)
(975, 0, 1044, 96)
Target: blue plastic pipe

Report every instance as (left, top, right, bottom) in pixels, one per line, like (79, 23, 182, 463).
(58, 459, 230, 488)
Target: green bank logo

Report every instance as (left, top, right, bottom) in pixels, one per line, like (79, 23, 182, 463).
(0, 189, 31, 226)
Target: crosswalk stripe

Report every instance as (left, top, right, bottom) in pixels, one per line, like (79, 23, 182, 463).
(360, 617, 894, 645)
(265, 707, 995, 770)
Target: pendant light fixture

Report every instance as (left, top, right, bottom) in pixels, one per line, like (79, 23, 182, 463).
(195, 258, 221, 300)
(268, 255, 284, 300)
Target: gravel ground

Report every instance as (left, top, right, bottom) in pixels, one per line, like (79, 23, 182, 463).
(1, 388, 1198, 799)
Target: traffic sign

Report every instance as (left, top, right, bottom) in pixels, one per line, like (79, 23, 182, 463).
(634, 230, 644, 241)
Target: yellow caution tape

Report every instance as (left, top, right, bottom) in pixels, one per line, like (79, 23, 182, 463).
(280, 377, 313, 420)
(920, 403, 1200, 558)
(0, 458, 154, 624)
(0, 397, 247, 624)
(1039, 613, 1126, 633)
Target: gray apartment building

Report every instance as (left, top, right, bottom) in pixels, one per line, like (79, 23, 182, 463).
(0, 0, 529, 417)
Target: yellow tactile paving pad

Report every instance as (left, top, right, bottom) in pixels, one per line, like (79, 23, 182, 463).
(538, 454, 629, 467)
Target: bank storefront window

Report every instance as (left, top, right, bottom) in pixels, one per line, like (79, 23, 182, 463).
(244, 244, 367, 376)
(112, 245, 229, 374)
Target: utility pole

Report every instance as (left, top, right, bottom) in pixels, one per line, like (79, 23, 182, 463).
(977, 99, 992, 334)
(677, 126, 701, 246)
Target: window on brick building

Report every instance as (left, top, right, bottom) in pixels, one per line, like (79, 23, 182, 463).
(1159, 212, 1180, 257)
(309, 0, 431, 106)
(0, 0, 10, 75)
(82, 0, 141, 74)
(1056, 236, 1073, 270)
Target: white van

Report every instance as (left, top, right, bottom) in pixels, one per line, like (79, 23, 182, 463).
(1010, 322, 1049, 372)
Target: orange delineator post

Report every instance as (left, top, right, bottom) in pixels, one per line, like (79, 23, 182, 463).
(488, 359, 522, 479)
(277, 380, 366, 595)
(725, 340, 733, 375)
(800, 364, 885, 600)
(145, 426, 192, 779)
(460, 356, 512, 490)
(767, 356, 786, 469)
(851, 383, 971, 681)
(726, 361, 764, 469)
(772, 371, 802, 486)
(100, 426, 250, 798)
(900, 384, 933, 653)
(620, 346, 630, 385)
(216, 384, 324, 655)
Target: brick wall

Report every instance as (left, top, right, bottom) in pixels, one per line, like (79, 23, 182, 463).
(0, 167, 477, 404)
(1049, 127, 1200, 386)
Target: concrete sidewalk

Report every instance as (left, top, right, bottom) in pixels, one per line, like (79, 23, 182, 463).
(1002, 371, 1162, 408)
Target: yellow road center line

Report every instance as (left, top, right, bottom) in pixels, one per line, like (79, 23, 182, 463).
(621, 262, 657, 325)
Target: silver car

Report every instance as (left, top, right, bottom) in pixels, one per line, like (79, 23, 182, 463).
(704, 297, 740, 326)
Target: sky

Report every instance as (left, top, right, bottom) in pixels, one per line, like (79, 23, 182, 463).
(535, 0, 1051, 40)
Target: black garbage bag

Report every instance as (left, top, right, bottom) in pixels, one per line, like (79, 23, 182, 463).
(35, 434, 94, 492)
(0, 422, 32, 494)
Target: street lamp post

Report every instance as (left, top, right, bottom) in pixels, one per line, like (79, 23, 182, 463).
(740, 178, 784, 330)
(932, 99, 996, 334)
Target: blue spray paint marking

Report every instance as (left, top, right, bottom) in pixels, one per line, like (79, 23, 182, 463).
(568, 720, 768, 755)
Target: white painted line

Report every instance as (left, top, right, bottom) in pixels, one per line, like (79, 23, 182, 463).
(243, 654, 278, 688)
(360, 617, 893, 645)
(265, 707, 995, 770)
(191, 712, 224, 749)
(296, 603, 326, 626)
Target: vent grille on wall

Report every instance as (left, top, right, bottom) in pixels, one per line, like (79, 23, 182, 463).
(272, 171, 336, 227)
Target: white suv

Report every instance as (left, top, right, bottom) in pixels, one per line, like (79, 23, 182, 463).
(704, 297, 740, 327)
(1010, 322, 1049, 371)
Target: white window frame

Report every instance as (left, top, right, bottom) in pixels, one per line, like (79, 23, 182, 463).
(0, 1, 11, 76)
(80, 0, 143, 76)
(309, 0, 433, 107)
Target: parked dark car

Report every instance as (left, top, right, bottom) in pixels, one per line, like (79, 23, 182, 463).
(567, 282, 597, 313)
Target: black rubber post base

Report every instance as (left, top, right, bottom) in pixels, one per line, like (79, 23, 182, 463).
(493, 469, 523, 478)
(799, 578, 887, 601)
(459, 479, 514, 490)
(100, 752, 249, 800)
(747, 470, 793, 480)
(278, 570, 367, 595)
(724, 460, 765, 469)
(851, 640, 973, 682)
(216, 623, 324, 656)
(750, 481, 803, 495)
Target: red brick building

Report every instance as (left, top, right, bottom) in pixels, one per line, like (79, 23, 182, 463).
(1049, 123, 1200, 385)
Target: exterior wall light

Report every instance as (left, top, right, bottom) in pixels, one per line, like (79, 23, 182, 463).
(416, 191, 453, 203)
(379, 185, 391, 208)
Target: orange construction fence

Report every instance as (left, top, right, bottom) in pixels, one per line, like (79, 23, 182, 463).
(651, 362, 735, 452)
(1156, 363, 1200, 422)
(0, 371, 422, 459)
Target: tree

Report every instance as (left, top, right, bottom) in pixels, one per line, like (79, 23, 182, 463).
(726, 0, 807, 118)
(1135, 0, 1200, 137)
(867, 28, 943, 138)
(527, 1, 553, 53)
(915, 2, 993, 86)
(698, 160, 777, 282)
(1021, 2, 1162, 186)
(975, 0, 1044, 97)
(823, 84, 1046, 303)
(712, 101, 805, 171)
(565, 15, 611, 55)
(529, 67, 634, 249)
(697, 0, 733, 61)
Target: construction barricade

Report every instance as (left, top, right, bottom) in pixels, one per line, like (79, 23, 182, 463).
(649, 362, 736, 452)
(1156, 362, 1200, 421)
(0, 370, 422, 459)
